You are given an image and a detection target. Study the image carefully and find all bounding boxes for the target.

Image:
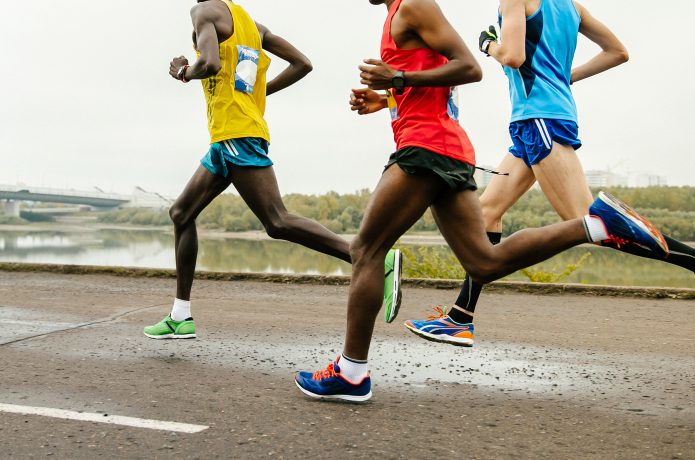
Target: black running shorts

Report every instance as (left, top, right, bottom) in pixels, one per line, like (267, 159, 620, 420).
(385, 146, 478, 192)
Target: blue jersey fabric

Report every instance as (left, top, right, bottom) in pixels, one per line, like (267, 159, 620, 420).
(500, 0, 581, 123)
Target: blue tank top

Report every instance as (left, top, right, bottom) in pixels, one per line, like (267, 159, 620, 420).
(500, 0, 580, 123)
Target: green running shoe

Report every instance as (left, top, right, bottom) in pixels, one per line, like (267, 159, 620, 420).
(143, 315, 196, 340)
(383, 248, 403, 323)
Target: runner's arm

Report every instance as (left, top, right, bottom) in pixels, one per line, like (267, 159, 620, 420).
(170, 5, 222, 81)
(487, 0, 527, 69)
(257, 23, 313, 96)
(359, 0, 482, 90)
(570, 2, 629, 84)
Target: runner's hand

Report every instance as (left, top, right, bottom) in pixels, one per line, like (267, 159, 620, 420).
(350, 88, 386, 115)
(478, 26, 498, 56)
(169, 56, 189, 79)
(359, 59, 397, 91)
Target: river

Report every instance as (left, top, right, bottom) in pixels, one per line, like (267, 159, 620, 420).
(0, 226, 692, 288)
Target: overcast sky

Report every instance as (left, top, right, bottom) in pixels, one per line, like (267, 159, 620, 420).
(1, 0, 693, 197)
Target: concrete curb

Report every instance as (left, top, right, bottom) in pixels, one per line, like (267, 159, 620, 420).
(1, 262, 693, 300)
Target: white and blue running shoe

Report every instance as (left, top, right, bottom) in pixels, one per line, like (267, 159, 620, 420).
(404, 306, 475, 346)
(295, 358, 372, 403)
(590, 192, 669, 258)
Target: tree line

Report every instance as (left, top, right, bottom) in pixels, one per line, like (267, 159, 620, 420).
(97, 186, 695, 240)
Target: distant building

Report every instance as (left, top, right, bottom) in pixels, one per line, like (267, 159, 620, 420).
(123, 187, 174, 209)
(629, 173, 668, 188)
(585, 170, 628, 188)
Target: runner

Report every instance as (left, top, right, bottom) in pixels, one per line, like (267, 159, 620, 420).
(405, 0, 695, 346)
(294, 0, 670, 402)
(143, 0, 401, 339)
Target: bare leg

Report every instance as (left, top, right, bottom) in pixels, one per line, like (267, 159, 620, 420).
(432, 190, 588, 285)
(229, 166, 351, 263)
(480, 154, 537, 231)
(533, 146, 695, 271)
(343, 166, 445, 360)
(450, 154, 535, 319)
(170, 166, 233, 301)
(532, 144, 593, 220)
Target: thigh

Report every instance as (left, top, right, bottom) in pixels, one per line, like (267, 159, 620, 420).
(229, 166, 287, 222)
(174, 165, 233, 220)
(431, 190, 495, 266)
(479, 154, 536, 224)
(532, 143, 593, 220)
(356, 165, 444, 253)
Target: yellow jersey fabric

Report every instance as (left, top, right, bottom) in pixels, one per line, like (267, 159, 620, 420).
(201, 1, 271, 144)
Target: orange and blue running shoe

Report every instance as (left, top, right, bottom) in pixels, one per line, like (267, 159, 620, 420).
(295, 358, 372, 402)
(404, 306, 475, 347)
(590, 191, 669, 257)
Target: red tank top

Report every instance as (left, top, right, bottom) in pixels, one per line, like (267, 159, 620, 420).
(381, 0, 476, 165)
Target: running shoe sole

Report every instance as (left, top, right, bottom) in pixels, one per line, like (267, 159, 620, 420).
(294, 380, 372, 403)
(143, 333, 197, 340)
(597, 192, 669, 256)
(404, 322, 474, 347)
(384, 249, 403, 324)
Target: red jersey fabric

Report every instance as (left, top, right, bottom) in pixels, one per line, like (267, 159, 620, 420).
(380, 0, 476, 166)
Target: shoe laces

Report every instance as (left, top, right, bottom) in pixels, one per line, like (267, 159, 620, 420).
(312, 362, 338, 381)
(426, 306, 449, 321)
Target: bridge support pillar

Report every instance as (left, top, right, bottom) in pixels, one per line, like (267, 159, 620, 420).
(3, 200, 20, 217)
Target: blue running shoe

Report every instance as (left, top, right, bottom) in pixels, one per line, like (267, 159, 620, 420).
(589, 192, 669, 258)
(404, 306, 474, 347)
(295, 359, 372, 402)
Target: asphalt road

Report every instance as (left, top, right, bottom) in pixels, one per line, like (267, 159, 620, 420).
(0, 271, 693, 459)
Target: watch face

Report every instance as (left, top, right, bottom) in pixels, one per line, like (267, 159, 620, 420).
(393, 74, 405, 89)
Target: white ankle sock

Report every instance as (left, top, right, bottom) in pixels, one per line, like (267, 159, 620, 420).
(171, 298, 191, 322)
(583, 215, 609, 243)
(338, 354, 369, 383)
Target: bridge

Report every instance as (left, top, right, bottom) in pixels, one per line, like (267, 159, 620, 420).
(0, 185, 170, 217)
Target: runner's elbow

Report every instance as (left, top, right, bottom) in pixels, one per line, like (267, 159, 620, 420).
(615, 48, 629, 64)
(501, 55, 525, 69)
(297, 58, 313, 75)
(460, 62, 483, 84)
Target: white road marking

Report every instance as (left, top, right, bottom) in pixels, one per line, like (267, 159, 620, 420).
(0, 403, 209, 434)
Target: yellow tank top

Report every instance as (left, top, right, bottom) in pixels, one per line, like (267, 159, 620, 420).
(200, 1, 271, 144)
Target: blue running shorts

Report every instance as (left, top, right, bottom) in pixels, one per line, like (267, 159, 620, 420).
(200, 137, 273, 177)
(508, 119, 582, 168)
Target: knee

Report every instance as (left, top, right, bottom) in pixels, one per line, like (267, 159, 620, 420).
(169, 205, 189, 229)
(349, 237, 384, 267)
(264, 214, 290, 240)
(465, 261, 500, 285)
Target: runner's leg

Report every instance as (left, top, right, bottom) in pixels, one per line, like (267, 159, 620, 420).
(533, 145, 695, 272)
(431, 190, 588, 285)
(343, 165, 445, 360)
(169, 165, 233, 301)
(229, 166, 351, 263)
(532, 143, 593, 219)
(449, 154, 535, 324)
(481, 154, 537, 233)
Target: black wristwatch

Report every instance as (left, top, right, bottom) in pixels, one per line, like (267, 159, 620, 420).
(392, 70, 406, 95)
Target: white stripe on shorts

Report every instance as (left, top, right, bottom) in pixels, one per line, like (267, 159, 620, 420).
(539, 119, 553, 147)
(534, 119, 551, 150)
(222, 140, 235, 156)
(228, 140, 241, 157)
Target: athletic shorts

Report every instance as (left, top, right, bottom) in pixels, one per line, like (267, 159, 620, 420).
(385, 146, 478, 192)
(508, 119, 582, 168)
(200, 137, 273, 178)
